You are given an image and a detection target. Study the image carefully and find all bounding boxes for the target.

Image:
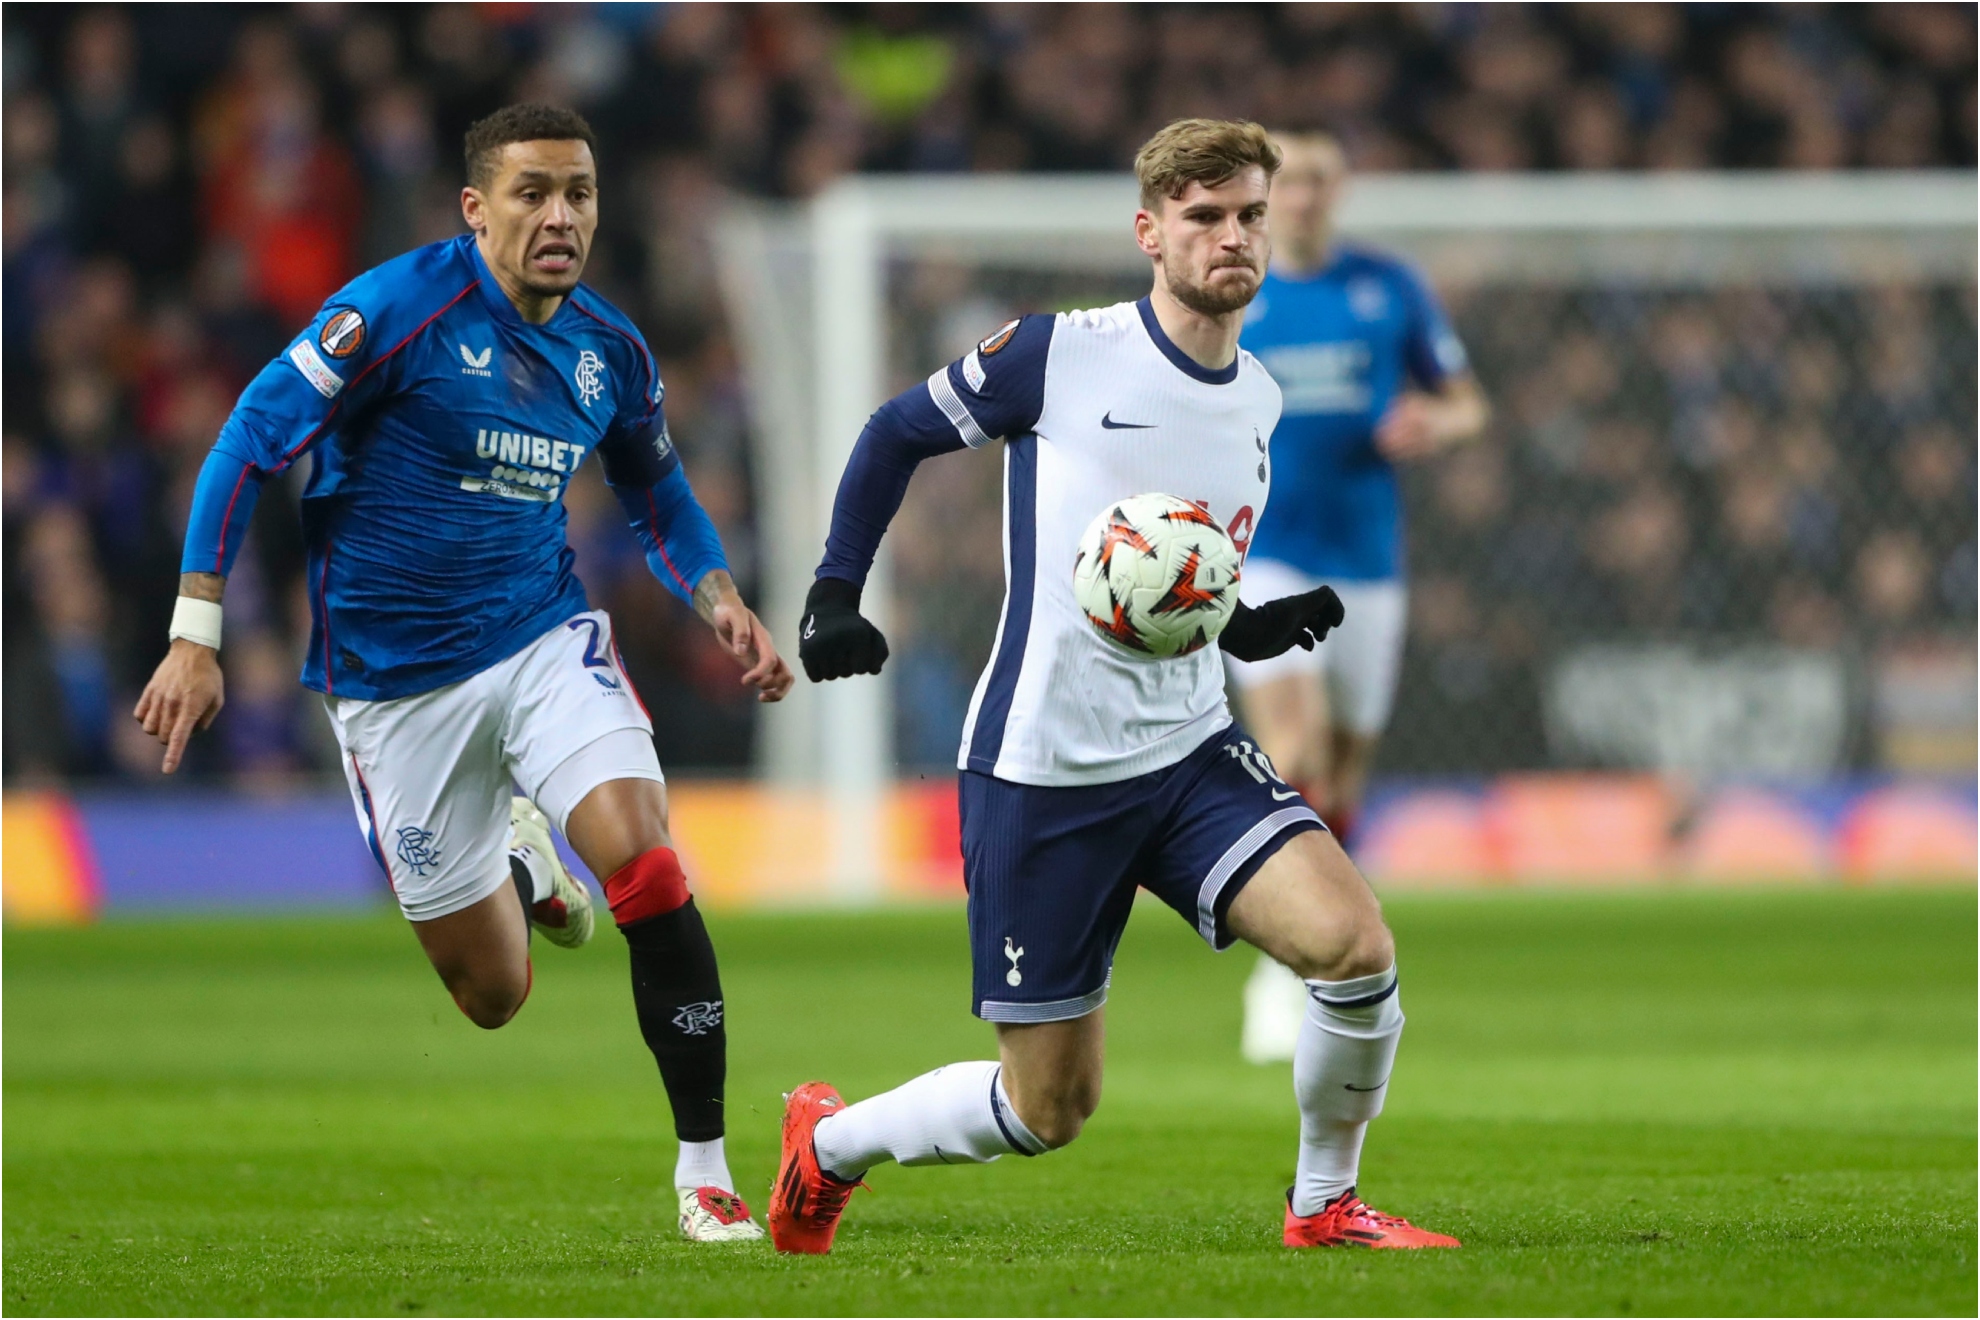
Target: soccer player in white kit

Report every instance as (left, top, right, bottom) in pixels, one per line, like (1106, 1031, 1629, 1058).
(770, 119, 1459, 1253)
(1231, 132, 1491, 1063)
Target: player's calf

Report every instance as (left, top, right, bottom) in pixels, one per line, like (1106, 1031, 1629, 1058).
(600, 845, 728, 1139)
(1004, 1079, 1097, 1150)
(560, 778, 757, 1237)
(446, 964, 532, 1029)
(789, 1015, 1097, 1218)
(998, 1027, 1103, 1149)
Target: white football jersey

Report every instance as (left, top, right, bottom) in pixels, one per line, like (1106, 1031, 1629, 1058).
(926, 299, 1283, 787)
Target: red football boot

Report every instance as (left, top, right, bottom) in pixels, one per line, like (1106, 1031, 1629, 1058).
(1284, 1187, 1461, 1248)
(768, 1081, 864, 1254)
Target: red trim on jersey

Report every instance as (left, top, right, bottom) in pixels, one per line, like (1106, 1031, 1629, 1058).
(644, 488, 694, 594)
(212, 460, 255, 574)
(278, 281, 481, 467)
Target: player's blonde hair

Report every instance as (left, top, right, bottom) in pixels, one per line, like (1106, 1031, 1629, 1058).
(1133, 119, 1283, 211)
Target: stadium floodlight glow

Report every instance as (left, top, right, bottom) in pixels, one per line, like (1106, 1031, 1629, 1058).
(713, 169, 1975, 898)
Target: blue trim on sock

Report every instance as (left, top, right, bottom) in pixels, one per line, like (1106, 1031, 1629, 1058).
(988, 1065, 1042, 1157)
(1312, 974, 1399, 1010)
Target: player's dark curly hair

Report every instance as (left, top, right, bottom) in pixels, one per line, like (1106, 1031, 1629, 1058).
(463, 103, 598, 189)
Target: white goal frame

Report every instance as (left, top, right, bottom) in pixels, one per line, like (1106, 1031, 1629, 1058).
(713, 169, 1975, 897)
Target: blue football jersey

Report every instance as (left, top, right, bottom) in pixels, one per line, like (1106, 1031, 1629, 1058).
(1239, 244, 1468, 582)
(182, 234, 727, 700)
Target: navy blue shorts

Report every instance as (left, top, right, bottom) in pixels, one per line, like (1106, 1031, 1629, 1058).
(960, 723, 1324, 1024)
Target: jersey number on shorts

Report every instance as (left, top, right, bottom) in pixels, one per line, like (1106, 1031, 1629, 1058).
(1228, 739, 1301, 802)
(567, 618, 623, 691)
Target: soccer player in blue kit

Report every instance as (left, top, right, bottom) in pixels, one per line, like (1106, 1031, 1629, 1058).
(771, 119, 1459, 1253)
(1230, 131, 1490, 1063)
(133, 105, 791, 1243)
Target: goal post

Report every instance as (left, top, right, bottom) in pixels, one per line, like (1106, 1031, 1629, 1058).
(714, 170, 1975, 897)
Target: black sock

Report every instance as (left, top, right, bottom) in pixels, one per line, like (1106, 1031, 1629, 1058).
(620, 897, 726, 1142)
(509, 854, 535, 934)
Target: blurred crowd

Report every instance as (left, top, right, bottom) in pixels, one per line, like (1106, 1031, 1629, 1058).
(2, 3, 1975, 785)
(1392, 281, 1976, 771)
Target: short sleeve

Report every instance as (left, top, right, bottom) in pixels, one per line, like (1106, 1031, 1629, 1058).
(1398, 265, 1468, 390)
(924, 313, 1054, 447)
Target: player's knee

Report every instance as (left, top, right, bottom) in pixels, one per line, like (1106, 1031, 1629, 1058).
(453, 984, 525, 1029)
(1024, 1099, 1095, 1150)
(1338, 918, 1395, 981)
(1014, 1073, 1102, 1150)
(1287, 910, 1393, 983)
(446, 965, 532, 1030)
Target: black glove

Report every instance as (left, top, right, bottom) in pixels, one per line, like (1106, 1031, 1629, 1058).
(1217, 586, 1345, 662)
(799, 577, 889, 682)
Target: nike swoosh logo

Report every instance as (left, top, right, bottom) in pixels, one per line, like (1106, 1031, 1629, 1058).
(1270, 787, 1301, 801)
(802, 617, 816, 640)
(1100, 412, 1155, 430)
(1343, 1080, 1388, 1092)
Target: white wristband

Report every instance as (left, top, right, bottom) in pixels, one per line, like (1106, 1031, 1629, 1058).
(168, 597, 223, 651)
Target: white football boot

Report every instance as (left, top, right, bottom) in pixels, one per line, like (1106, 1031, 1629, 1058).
(678, 1186, 766, 1243)
(508, 796, 594, 949)
(1241, 954, 1309, 1064)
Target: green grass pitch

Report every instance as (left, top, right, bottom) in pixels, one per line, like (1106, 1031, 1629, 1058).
(5, 888, 1974, 1316)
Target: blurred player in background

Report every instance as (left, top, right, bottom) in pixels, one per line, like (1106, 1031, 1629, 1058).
(1231, 131, 1490, 1064)
(775, 119, 1457, 1254)
(134, 104, 791, 1243)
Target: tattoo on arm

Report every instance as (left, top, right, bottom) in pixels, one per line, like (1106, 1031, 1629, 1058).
(179, 572, 226, 603)
(692, 570, 736, 624)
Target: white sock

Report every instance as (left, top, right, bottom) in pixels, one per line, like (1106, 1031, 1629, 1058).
(674, 1137, 735, 1192)
(1291, 965, 1403, 1217)
(812, 1061, 1045, 1180)
(510, 843, 554, 903)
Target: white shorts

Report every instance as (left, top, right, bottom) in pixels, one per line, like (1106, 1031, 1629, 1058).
(1225, 561, 1408, 738)
(324, 609, 664, 921)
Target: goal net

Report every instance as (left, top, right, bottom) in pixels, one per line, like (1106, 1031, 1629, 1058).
(716, 171, 1975, 893)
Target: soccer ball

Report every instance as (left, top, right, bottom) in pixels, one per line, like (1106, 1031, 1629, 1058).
(1072, 493, 1241, 659)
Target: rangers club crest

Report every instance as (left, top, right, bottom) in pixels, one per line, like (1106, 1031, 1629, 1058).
(393, 826, 441, 877)
(575, 350, 606, 406)
(672, 1000, 724, 1035)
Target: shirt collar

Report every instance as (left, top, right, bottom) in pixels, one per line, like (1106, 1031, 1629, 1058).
(1136, 296, 1239, 386)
